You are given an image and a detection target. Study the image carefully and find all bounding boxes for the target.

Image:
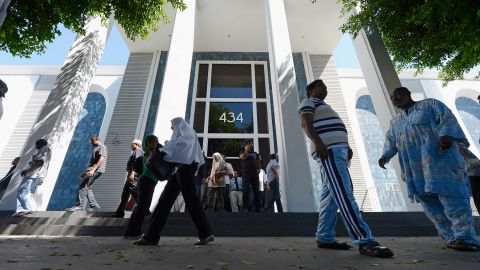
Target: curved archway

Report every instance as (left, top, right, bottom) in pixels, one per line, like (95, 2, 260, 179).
(455, 96, 480, 151)
(356, 95, 406, 211)
(47, 92, 106, 210)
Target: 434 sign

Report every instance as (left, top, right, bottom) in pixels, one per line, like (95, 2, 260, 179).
(219, 112, 243, 123)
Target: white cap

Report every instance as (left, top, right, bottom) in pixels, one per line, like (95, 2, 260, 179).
(132, 139, 142, 147)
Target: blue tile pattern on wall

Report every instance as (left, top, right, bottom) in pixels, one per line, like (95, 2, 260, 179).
(143, 51, 169, 138)
(356, 95, 406, 211)
(292, 53, 308, 102)
(47, 92, 106, 210)
(456, 96, 480, 151)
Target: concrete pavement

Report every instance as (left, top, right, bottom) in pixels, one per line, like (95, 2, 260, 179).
(0, 236, 479, 270)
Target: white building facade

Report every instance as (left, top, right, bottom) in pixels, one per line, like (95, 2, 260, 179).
(0, 0, 479, 213)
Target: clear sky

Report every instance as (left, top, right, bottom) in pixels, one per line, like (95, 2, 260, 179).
(0, 25, 131, 66)
(0, 25, 360, 69)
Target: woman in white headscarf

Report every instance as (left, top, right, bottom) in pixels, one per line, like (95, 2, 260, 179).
(206, 152, 228, 212)
(161, 117, 205, 167)
(135, 117, 213, 246)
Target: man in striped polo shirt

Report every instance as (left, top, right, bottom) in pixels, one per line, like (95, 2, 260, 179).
(298, 79, 393, 258)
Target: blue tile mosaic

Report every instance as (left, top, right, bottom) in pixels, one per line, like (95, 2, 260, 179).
(456, 97, 480, 151)
(356, 95, 406, 211)
(292, 53, 308, 102)
(143, 51, 169, 138)
(47, 92, 106, 210)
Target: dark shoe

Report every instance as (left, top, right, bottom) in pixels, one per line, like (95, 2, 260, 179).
(449, 239, 479, 252)
(111, 213, 124, 218)
(316, 240, 352, 250)
(359, 241, 394, 258)
(133, 237, 158, 246)
(446, 240, 456, 249)
(123, 233, 142, 240)
(195, 235, 214, 245)
(11, 212, 26, 217)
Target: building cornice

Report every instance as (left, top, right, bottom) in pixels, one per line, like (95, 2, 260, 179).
(337, 68, 480, 81)
(0, 66, 125, 76)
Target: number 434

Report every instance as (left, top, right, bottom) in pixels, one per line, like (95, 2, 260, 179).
(219, 112, 243, 123)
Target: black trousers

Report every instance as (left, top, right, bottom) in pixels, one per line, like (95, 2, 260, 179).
(125, 175, 156, 237)
(242, 173, 260, 212)
(206, 187, 225, 213)
(265, 179, 283, 212)
(470, 176, 480, 213)
(114, 176, 139, 216)
(144, 163, 212, 241)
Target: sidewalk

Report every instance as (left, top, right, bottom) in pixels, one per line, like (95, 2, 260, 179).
(0, 236, 479, 270)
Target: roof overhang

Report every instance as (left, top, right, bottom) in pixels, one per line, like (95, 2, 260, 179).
(116, 0, 346, 55)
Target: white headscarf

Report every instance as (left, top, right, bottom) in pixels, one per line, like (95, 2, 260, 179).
(209, 152, 224, 184)
(161, 117, 205, 166)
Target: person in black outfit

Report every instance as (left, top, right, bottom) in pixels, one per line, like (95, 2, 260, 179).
(124, 135, 160, 238)
(239, 140, 262, 212)
(112, 139, 144, 218)
(134, 117, 213, 246)
(0, 157, 19, 200)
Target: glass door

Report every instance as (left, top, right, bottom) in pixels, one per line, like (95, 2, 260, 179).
(190, 61, 274, 172)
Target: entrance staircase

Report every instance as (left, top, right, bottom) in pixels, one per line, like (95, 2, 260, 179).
(2, 211, 477, 237)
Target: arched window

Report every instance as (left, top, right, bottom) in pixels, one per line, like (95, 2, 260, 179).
(356, 95, 406, 211)
(455, 96, 480, 151)
(47, 92, 106, 210)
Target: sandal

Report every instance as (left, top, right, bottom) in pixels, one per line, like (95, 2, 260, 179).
(316, 240, 353, 250)
(359, 241, 394, 258)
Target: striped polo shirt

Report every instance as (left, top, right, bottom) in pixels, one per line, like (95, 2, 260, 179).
(298, 98, 349, 148)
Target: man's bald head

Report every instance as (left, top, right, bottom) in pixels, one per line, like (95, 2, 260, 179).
(390, 87, 414, 110)
(392, 87, 411, 97)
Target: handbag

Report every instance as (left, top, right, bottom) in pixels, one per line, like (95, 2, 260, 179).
(79, 168, 93, 180)
(145, 147, 179, 181)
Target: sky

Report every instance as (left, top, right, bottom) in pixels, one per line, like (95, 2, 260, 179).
(0, 25, 131, 66)
(0, 25, 360, 69)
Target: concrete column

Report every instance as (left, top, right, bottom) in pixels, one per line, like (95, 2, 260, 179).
(151, 0, 196, 211)
(265, 0, 315, 212)
(0, 0, 11, 27)
(0, 17, 109, 211)
(153, 0, 196, 142)
(352, 27, 420, 211)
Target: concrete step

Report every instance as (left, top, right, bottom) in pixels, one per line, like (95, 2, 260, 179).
(0, 211, 478, 237)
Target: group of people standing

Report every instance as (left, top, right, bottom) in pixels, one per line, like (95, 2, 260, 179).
(2, 77, 479, 256)
(195, 148, 283, 214)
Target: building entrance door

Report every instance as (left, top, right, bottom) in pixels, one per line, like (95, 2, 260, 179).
(190, 61, 275, 172)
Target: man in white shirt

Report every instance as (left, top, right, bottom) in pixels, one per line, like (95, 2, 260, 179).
(258, 168, 267, 210)
(229, 171, 243, 212)
(262, 154, 283, 212)
(13, 139, 51, 216)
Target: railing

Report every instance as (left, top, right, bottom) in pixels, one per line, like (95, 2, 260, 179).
(360, 183, 406, 212)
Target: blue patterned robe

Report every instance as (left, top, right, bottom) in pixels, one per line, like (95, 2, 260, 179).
(382, 99, 470, 201)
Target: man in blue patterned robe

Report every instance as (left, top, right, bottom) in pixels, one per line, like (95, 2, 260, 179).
(379, 87, 479, 251)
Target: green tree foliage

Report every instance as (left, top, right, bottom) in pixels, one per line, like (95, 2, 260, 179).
(336, 0, 480, 83)
(0, 0, 186, 57)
